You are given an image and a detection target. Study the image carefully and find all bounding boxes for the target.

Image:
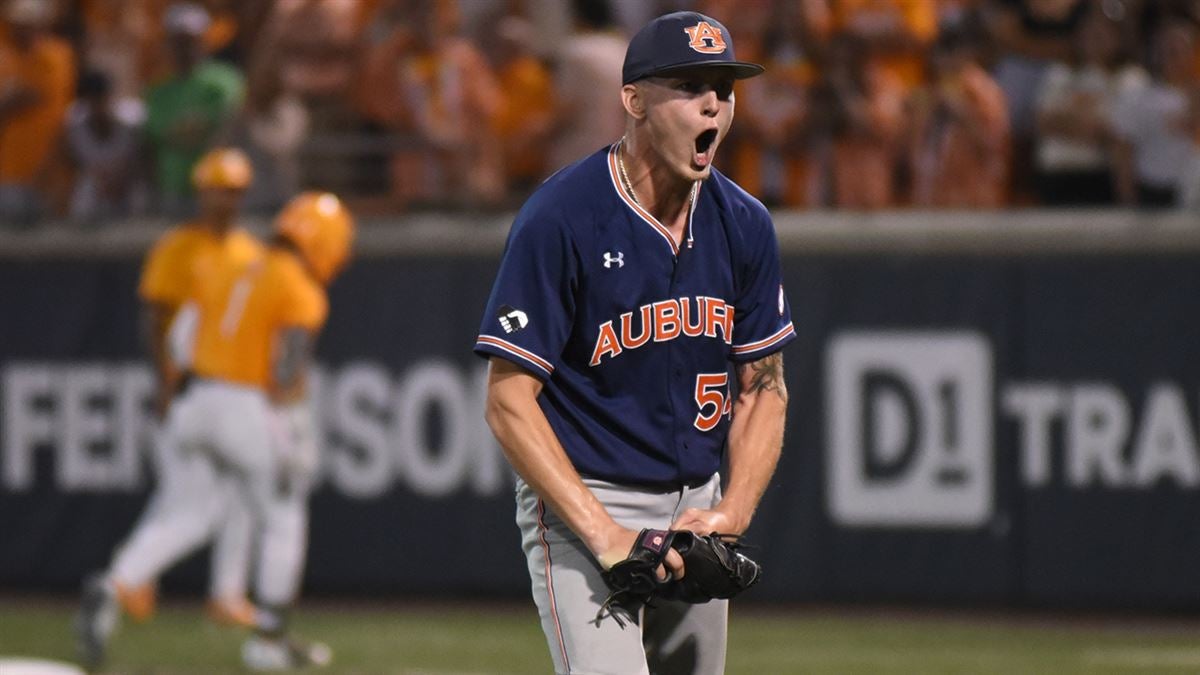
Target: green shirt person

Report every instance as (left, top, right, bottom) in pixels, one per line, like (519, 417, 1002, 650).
(144, 2, 244, 213)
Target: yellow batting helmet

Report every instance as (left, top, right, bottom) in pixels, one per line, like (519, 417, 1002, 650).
(192, 147, 253, 190)
(275, 192, 356, 284)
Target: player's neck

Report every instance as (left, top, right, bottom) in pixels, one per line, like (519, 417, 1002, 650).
(619, 137, 695, 237)
(205, 222, 234, 238)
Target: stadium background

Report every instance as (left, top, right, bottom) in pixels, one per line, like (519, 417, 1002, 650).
(7, 0, 1200, 672)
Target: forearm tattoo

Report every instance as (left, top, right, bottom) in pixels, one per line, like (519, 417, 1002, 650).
(741, 352, 787, 400)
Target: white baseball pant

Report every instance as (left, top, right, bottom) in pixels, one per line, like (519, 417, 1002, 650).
(145, 416, 254, 603)
(108, 380, 311, 608)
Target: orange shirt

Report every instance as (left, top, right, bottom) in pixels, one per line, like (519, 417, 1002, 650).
(0, 29, 76, 181)
(493, 55, 555, 181)
(138, 223, 262, 392)
(832, 0, 937, 89)
(407, 40, 502, 132)
(138, 224, 263, 325)
(189, 247, 327, 390)
(493, 56, 554, 137)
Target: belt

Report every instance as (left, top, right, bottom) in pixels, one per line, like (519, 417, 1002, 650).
(584, 474, 714, 494)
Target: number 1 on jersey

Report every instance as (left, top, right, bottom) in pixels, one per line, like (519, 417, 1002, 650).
(694, 372, 733, 431)
(220, 276, 253, 337)
(219, 263, 263, 338)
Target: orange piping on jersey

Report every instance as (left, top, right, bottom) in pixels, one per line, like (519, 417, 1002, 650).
(476, 335, 554, 376)
(607, 144, 679, 255)
(731, 323, 796, 355)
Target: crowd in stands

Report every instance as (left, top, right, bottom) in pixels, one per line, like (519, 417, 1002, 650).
(3, 0, 1200, 225)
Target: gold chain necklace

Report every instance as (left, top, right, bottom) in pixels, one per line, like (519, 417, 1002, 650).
(617, 138, 698, 211)
(618, 138, 699, 249)
(617, 138, 641, 206)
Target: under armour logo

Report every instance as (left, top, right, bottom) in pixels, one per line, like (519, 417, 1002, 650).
(603, 252, 624, 269)
(497, 305, 529, 334)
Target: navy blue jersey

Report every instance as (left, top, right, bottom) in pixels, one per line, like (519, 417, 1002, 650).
(475, 143, 795, 486)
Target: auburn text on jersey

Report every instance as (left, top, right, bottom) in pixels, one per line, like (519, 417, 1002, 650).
(590, 296, 733, 366)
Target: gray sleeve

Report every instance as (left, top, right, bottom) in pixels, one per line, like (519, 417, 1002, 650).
(273, 327, 315, 392)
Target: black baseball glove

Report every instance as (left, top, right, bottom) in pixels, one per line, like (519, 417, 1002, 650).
(596, 529, 677, 627)
(595, 529, 762, 626)
(658, 531, 761, 603)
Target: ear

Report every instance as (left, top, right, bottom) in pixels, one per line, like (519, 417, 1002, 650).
(621, 83, 646, 120)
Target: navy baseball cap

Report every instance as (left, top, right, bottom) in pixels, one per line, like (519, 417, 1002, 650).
(622, 11, 764, 85)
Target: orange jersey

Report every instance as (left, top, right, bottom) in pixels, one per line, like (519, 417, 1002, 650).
(189, 247, 328, 390)
(0, 28, 76, 181)
(138, 223, 263, 328)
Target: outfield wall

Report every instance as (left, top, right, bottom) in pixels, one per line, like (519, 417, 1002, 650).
(3, 210, 1200, 608)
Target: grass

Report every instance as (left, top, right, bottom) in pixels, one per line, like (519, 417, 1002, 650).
(2, 598, 1200, 674)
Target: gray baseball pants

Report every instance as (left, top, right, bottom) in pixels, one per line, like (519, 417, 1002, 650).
(515, 474, 728, 675)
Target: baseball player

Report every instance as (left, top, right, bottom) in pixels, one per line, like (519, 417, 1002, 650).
(123, 146, 261, 628)
(76, 191, 355, 671)
(476, 11, 794, 675)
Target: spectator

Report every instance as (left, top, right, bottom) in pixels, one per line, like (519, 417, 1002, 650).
(196, 0, 240, 60)
(1033, 6, 1145, 206)
(60, 70, 149, 223)
(819, 32, 906, 209)
(986, 0, 1089, 202)
(143, 2, 244, 216)
(724, 0, 815, 207)
(395, 0, 504, 208)
(356, 0, 416, 131)
(272, 0, 366, 101)
(830, 0, 939, 91)
(549, 0, 626, 171)
(78, 0, 159, 101)
(487, 15, 557, 196)
(0, 0, 76, 226)
(106, 0, 253, 96)
(1111, 16, 1199, 208)
(356, 1, 424, 208)
(232, 55, 310, 214)
(909, 27, 1010, 207)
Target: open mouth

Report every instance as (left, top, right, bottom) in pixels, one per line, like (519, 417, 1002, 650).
(693, 129, 718, 168)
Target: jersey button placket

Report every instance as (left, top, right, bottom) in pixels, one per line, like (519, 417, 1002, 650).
(667, 251, 688, 475)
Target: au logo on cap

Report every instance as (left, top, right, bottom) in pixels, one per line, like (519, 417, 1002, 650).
(683, 20, 727, 54)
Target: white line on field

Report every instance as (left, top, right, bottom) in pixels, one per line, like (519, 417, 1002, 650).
(0, 658, 86, 675)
